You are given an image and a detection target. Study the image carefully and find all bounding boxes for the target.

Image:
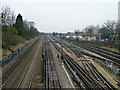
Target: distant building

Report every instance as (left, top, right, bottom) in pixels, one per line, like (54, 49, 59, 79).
(82, 33, 101, 41)
(28, 21, 35, 28)
(73, 32, 83, 40)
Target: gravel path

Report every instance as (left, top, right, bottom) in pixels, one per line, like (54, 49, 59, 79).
(50, 43, 73, 88)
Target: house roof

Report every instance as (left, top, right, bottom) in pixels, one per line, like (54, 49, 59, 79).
(83, 33, 101, 37)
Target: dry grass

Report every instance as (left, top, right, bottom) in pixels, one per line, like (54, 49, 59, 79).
(2, 37, 39, 60)
(101, 46, 120, 52)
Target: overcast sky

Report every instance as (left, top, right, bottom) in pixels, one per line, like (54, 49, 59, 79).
(0, 0, 119, 33)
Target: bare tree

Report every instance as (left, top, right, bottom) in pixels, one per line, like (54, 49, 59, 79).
(116, 20, 120, 41)
(84, 25, 96, 34)
(1, 6, 15, 26)
(95, 25, 100, 33)
(104, 20, 116, 40)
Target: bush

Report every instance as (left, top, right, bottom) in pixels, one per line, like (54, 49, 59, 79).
(2, 25, 25, 49)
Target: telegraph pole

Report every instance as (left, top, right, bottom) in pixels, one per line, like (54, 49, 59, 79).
(118, 1, 120, 50)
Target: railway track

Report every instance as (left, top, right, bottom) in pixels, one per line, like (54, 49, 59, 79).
(80, 41, 120, 55)
(2, 38, 40, 88)
(75, 50, 113, 89)
(87, 44, 120, 58)
(2, 37, 43, 88)
(50, 36, 115, 89)
(17, 37, 44, 88)
(43, 37, 61, 89)
(28, 39, 44, 88)
(76, 42, 120, 62)
(63, 39, 120, 66)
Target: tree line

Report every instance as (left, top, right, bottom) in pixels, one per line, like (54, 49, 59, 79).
(1, 6, 39, 49)
(82, 20, 120, 41)
(52, 20, 120, 41)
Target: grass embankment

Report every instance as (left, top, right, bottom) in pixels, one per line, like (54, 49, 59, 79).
(101, 46, 120, 52)
(2, 37, 38, 59)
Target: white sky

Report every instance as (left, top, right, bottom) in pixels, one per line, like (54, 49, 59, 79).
(0, 0, 119, 33)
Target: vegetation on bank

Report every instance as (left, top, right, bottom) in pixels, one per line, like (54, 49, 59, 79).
(100, 46, 120, 52)
(1, 6, 39, 58)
